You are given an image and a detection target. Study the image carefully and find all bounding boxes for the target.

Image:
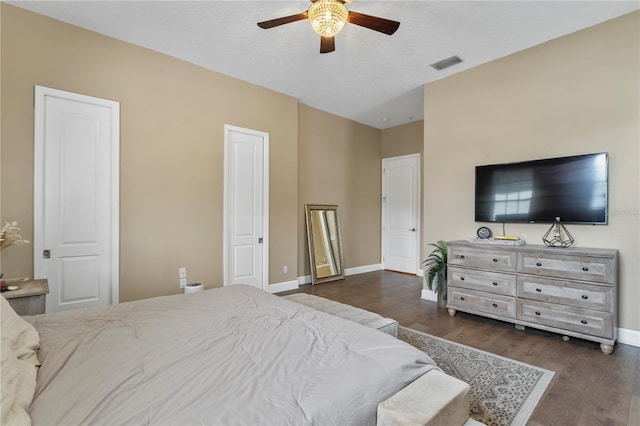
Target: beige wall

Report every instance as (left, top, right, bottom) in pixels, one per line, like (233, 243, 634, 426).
(423, 12, 640, 332)
(1, 4, 299, 301)
(298, 104, 381, 277)
(381, 120, 424, 159)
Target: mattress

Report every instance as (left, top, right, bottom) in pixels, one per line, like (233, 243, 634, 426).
(26, 284, 439, 425)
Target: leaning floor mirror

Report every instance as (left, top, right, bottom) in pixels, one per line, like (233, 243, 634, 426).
(305, 204, 345, 285)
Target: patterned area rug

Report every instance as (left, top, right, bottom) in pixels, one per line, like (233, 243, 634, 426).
(399, 327, 554, 426)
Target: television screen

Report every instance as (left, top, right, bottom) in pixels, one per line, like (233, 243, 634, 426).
(475, 153, 608, 224)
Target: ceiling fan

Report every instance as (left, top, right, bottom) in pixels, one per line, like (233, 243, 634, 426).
(257, 0, 400, 54)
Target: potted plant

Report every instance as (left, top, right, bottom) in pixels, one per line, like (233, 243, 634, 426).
(422, 240, 448, 307)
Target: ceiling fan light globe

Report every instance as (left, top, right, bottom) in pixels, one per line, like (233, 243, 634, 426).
(308, 0, 348, 37)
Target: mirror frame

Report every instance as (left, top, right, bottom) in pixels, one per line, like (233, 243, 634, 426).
(305, 204, 346, 285)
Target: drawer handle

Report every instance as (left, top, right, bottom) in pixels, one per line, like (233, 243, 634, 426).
(492, 258, 498, 263)
(492, 282, 498, 286)
(536, 262, 542, 267)
(460, 277, 465, 281)
(581, 295, 588, 300)
(581, 320, 588, 325)
(582, 267, 589, 272)
(535, 311, 541, 316)
(460, 255, 465, 259)
(492, 303, 498, 308)
(535, 288, 542, 293)
(460, 297, 465, 301)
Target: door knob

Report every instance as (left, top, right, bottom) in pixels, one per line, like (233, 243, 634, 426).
(43, 249, 51, 259)
(409, 228, 416, 232)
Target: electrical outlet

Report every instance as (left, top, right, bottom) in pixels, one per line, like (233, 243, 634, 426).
(179, 267, 187, 288)
(283, 265, 288, 274)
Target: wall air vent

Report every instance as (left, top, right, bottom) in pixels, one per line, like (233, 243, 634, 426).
(430, 55, 463, 71)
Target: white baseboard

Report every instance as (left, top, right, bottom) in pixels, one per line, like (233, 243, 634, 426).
(268, 280, 299, 294)
(618, 327, 640, 347)
(345, 264, 383, 276)
(417, 268, 424, 278)
(421, 288, 438, 302)
(297, 275, 311, 285)
(295, 264, 383, 288)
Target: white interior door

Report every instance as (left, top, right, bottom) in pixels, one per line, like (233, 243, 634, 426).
(382, 154, 420, 274)
(34, 86, 119, 313)
(224, 125, 269, 290)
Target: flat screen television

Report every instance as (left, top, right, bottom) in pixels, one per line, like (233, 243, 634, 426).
(475, 153, 608, 224)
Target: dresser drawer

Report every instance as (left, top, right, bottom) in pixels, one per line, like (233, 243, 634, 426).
(448, 267, 516, 296)
(517, 252, 615, 284)
(518, 276, 612, 312)
(448, 246, 516, 272)
(518, 300, 613, 339)
(447, 288, 516, 319)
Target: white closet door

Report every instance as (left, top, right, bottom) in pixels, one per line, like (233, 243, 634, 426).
(224, 125, 269, 290)
(34, 86, 119, 313)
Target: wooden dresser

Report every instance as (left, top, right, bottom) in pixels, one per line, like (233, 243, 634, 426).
(446, 241, 618, 354)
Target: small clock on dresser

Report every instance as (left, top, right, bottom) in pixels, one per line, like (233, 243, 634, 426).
(476, 226, 492, 239)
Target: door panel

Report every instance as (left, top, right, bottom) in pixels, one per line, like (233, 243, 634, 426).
(233, 245, 257, 279)
(389, 235, 412, 258)
(61, 118, 98, 242)
(60, 256, 100, 302)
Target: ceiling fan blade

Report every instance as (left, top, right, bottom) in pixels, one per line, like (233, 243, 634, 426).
(320, 36, 335, 54)
(257, 12, 308, 29)
(347, 11, 400, 35)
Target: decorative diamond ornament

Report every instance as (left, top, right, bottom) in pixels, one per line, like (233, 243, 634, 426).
(542, 217, 574, 248)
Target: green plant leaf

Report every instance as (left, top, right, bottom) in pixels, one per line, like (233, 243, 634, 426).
(422, 240, 448, 294)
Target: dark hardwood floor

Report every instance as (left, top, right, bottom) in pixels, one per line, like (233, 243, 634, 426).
(280, 270, 639, 426)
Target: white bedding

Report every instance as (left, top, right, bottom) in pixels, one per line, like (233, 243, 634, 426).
(26, 285, 438, 425)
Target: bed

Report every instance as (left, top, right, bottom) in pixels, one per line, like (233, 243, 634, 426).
(1, 284, 471, 425)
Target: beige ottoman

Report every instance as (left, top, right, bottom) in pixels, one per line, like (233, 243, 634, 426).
(377, 369, 474, 426)
(283, 293, 399, 337)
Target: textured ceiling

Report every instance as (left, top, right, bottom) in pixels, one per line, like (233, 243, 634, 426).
(7, 1, 639, 129)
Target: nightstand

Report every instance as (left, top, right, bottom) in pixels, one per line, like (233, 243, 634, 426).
(3, 279, 49, 316)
